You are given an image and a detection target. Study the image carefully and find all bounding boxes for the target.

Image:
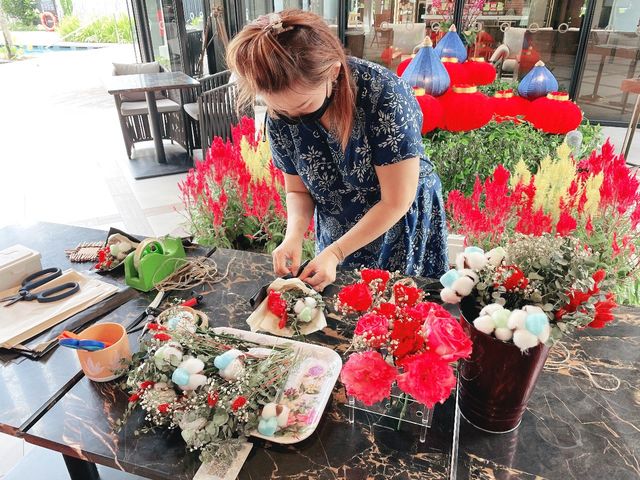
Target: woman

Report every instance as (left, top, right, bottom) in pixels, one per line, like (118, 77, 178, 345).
(227, 10, 447, 291)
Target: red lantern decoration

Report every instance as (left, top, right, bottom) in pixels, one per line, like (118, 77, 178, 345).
(441, 57, 469, 86)
(439, 85, 493, 132)
(414, 89, 444, 134)
(492, 89, 530, 123)
(464, 57, 496, 86)
(396, 55, 415, 77)
(526, 92, 583, 134)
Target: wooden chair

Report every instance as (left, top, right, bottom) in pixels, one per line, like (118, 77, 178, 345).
(112, 62, 188, 159)
(197, 82, 253, 158)
(621, 78, 640, 161)
(370, 10, 393, 48)
(183, 70, 232, 156)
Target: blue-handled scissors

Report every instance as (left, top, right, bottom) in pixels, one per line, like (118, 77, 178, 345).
(59, 338, 110, 352)
(0, 267, 80, 307)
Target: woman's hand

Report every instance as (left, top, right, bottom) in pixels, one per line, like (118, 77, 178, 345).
(299, 247, 340, 292)
(272, 236, 303, 276)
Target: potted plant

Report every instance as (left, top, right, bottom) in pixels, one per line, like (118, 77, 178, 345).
(439, 141, 639, 432)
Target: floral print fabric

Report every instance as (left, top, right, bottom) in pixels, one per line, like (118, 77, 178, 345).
(267, 57, 448, 277)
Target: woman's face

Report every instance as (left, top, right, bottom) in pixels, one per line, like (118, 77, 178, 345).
(261, 79, 330, 118)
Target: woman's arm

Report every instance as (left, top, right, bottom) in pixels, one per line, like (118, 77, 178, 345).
(300, 157, 420, 290)
(272, 173, 315, 275)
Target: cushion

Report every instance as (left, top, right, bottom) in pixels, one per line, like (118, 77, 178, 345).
(112, 62, 162, 101)
(503, 28, 526, 57)
(184, 102, 199, 121)
(120, 98, 181, 116)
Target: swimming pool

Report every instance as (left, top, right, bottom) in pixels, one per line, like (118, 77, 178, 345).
(16, 44, 104, 56)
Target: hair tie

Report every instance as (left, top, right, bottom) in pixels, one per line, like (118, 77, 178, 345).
(258, 13, 294, 35)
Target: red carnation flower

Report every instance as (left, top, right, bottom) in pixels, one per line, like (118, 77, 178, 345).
(360, 269, 391, 292)
(501, 266, 529, 291)
(340, 351, 397, 406)
(338, 283, 373, 312)
(390, 316, 425, 359)
(154, 333, 172, 342)
(267, 290, 289, 328)
(157, 403, 170, 413)
(354, 313, 389, 348)
(393, 283, 423, 307)
(396, 352, 456, 408)
(376, 302, 398, 318)
(207, 392, 219, 408)
(128, 393, 140, 403)
(232, 396, 247, 411)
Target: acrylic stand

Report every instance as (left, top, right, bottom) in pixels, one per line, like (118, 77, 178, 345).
(347, 387, 434, 443)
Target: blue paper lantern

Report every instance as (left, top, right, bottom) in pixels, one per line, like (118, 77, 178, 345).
(401, 36, 450, 97)
(517, 61, 559, 100)
(434, 25, 467, 63)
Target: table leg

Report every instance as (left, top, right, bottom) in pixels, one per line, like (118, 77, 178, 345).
(621, 58, 638, 115)
(62, 454, 99, 480)
(145, 91, 167, 164)
(592, 54, 606, 98)
(622, 94, 640, 161)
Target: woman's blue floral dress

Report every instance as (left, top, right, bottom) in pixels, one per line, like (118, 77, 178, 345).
(267, 57, 448, 278)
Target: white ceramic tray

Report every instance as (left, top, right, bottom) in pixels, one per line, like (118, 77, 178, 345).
(212, 327, 342, 444)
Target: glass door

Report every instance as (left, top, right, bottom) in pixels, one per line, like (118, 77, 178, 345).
(145, 0, 185, 72)
(576, 0, 640, 124)
(463, 0, 589, 90)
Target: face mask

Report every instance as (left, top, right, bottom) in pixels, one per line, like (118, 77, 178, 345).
(277, 82, 333, 125)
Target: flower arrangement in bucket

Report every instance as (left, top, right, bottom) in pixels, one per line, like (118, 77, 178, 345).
(438, 141, 640, 432)
(336, 269, 472, 441)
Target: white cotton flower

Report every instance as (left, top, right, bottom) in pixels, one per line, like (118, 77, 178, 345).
(507, 310, 527, 330)
(180, 356, 205, 374)
(181, 373, 208, 391)
(440, 288, 461, 304)
(453, 276, 475, 296)
(485, 247, 506, 267)
(473, 315, 495, 334)
(304, 297, 318, 308)
(466, 252, 487, 270)
(538, 323, 551, 343)
(479, 303, 503, 317)
(219, 358, 245, 381)
(513, 330, 540, 352)
(294, 299, 306, 314)
(494, 328, 513, 341)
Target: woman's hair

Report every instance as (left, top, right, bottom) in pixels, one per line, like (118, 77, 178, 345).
(226, 9, 355, 148)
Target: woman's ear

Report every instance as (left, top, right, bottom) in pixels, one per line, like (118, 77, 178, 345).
(332, 61, 341, 81)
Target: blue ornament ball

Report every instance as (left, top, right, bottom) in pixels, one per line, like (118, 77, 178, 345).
(518, 61, 559, 100)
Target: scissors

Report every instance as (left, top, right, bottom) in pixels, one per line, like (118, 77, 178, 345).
(1, 267, 80, 307)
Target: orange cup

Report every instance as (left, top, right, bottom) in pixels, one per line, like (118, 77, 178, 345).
(76, 322, 131, 382)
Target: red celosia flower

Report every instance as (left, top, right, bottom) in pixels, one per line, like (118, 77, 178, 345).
(354, 313, 389, 348)
(231, 396, 247, 411)
(360, 269, 391, 292)
(207, 392, 219, 408)
(157, 403, 170, 413)
(515, 207, 553, 236)
(612, 232, 621, 257)
(585, 217, 593, 236)
(556, 211, 577, 236)
(340, 351, 397, 406)
(128, 393, 140, 403)
(588, 293, 617, 328)
(396, 352, 457, 408)
(154, 333, 171, 342)
(139, 381, 155, 390)
(393, 283, 423, 307)
(338, 283, 373, 312)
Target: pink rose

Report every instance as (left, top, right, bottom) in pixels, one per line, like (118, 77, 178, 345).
(423, 310, 472, 362)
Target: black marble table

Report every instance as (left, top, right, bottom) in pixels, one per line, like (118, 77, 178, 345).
(0, 223, 124, 436)
(21, 248, 460, 480)
(3, 223, 639, 479)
